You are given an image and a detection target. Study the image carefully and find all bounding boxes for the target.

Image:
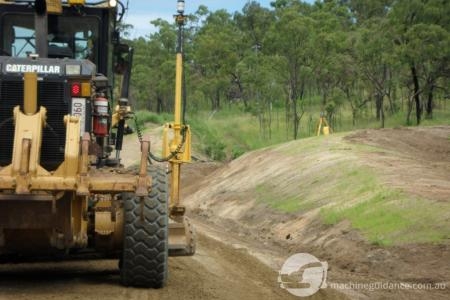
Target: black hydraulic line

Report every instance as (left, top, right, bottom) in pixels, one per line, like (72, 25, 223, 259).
(115, 47, 134, 152)
(133, 114, 187, 163)
(116, 120, 125, 151)
(120, 47, 133, 99)
(176, 12, 187, 125)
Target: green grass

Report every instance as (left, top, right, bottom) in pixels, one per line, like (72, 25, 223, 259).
(254, 161, 378, 213)
(132, 110, 172, 128)
(319, 162, 449, 246)
(251, 139, 449, 246)
(189, 117, 227, 161)
(420, 109, 450, 126)
(187, 107, 304, 160)
(321, 190, 450, 246)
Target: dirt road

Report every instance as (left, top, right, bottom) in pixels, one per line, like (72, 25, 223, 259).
(0, 233, 314, 300)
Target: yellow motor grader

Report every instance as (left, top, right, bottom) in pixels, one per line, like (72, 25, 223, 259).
(0, 0, 194, 288)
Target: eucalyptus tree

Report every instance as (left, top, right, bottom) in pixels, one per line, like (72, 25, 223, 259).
(192, 9, 244, 111)
(389, 0, 450, 124)
(232, 1, 282, 138)
(266, 3, 315, 139)
(234, 1, 275, 110)
(344, 0, 393, 24)
(309, 1, 353, 126)
(130, 19, 177, 111)
(354, 18, 395, 128)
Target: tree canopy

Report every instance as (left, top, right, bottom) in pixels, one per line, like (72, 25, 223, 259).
(124, 0, 450, 138)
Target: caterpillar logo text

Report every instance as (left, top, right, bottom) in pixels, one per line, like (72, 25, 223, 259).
(5, 64, 61, 74)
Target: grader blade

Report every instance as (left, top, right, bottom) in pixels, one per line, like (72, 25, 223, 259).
(168, 217, 196, 256)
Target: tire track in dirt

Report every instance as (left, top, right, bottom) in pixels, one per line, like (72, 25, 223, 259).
(0, 234, 306, 300)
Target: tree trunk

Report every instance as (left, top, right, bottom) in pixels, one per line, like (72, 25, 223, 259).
(292, 98, 299, 140)
(156, 96, 163, 113)
(410, 65, 422, 125)
(375, 93, 382, 120)
(352, 109, 357, 127)
(388, 94, 395, 115)
(374, 93, 385, 127)
(426, 84, 434, 119)
(386, 67, 395, 114)
(232, 73, 246, 108)
(285, 94, 290, 139)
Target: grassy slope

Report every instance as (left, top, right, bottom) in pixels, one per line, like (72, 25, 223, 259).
(252, 134, 449, 246)
(188, 107, 449, 246)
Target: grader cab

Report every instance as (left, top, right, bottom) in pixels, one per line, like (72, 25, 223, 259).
(0, 0, 194, 288)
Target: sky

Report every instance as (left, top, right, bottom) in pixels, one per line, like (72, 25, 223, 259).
(123, 0, 305, 38)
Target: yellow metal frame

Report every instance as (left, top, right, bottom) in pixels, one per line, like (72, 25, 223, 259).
(67, 0, 86, 5)
(162, 124, 191, 163)
(0, 73, 151, 196)
(161, 52, 192, 218)
(46, 0, 63, 14)
(111, 104, 131, 128)
(0, 72, 152, 251)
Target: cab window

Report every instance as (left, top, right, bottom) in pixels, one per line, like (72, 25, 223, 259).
(1, 13, 99, 63)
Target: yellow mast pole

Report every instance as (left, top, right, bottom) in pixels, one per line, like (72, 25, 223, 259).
(170, 1, 187, 219)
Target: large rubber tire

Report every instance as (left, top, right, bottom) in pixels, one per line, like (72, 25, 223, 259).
(120, 167, 168, 288)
